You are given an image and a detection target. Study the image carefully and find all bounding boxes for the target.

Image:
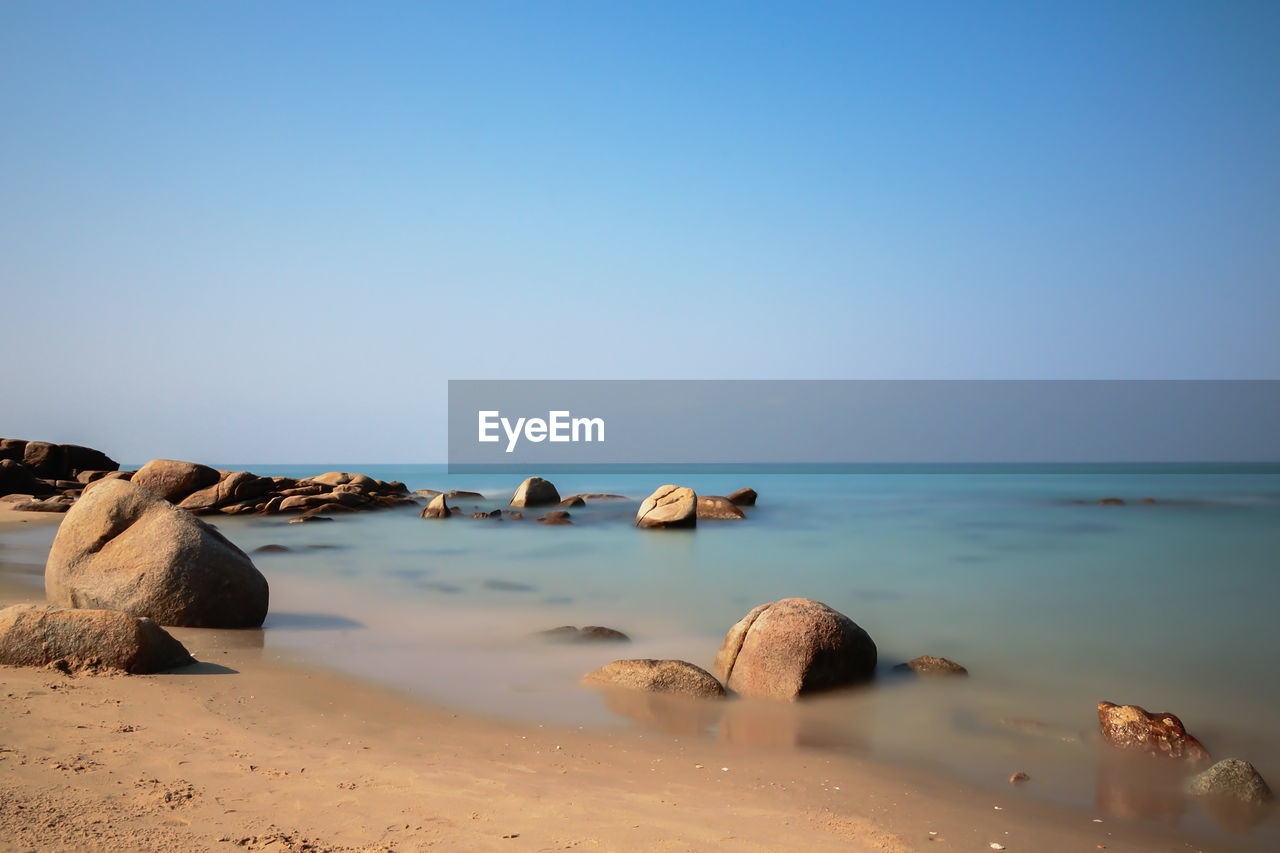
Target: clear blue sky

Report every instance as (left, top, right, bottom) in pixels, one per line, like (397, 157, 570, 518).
(2, 1, 1278, 463)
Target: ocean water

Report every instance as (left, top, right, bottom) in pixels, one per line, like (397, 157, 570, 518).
(5, 465, 1279, 844)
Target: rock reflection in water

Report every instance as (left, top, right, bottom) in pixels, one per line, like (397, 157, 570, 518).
(591, 687, 724, 736)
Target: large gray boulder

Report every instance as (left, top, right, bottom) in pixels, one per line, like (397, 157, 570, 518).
(131, 459, 221, 502)
(45, 479, 268, 628)
(713, 598, 877, 700)
(0, 604, 194, 673)
(510, 477, 560, 507)
(635, 485, 697, 529)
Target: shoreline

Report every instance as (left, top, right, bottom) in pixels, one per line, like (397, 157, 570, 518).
(0, 563, 1255, 853)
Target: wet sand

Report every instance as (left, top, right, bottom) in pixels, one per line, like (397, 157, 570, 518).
(0, 511, 1260, 852)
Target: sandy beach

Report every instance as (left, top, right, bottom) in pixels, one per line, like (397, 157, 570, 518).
(2, 507, 1256, 853)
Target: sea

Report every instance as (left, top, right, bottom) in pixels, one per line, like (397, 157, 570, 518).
(3, 464, 1278, 846)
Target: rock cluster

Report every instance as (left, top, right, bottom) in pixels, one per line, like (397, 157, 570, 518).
(0, 438, 123, 510)
(125, 459, 413, 518)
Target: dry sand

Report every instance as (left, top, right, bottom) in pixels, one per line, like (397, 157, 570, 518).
(0, 511, 1249, 852)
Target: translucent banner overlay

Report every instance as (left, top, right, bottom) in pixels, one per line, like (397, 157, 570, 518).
(447, 380, 1280, 473)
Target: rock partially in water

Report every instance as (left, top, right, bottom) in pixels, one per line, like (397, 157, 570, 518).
(539, 625, 630, 643)
(45, 479, 269, 628)
(419, 494, 451, 519)
(696, 495, 745, 520)
(582, 659, 725, 699)
(510, 477, 560, 508)
(0, 604, 194, 673)
(1097, 701, 1211, 764)
(537, 510, 572, 525)
(253, 544, 290, 554)
(1098, 497, 1126, 506)
(727, 487, 758, 506)
(635, 485, 697, 529)
(713, 598, 876, 700)
(893, 655, 968, 676)
(1185, 759, 1272, 806)
(558, 495, 586, 507)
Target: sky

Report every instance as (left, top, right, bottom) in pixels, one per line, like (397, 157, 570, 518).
(2, 1, 1278, 463)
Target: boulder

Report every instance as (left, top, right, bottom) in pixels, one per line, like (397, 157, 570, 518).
(696, 495, 746, 520)
(178, 471, 274, 512)
(1097, 701, 1211, 763)
(45, 479, 269, 628)
(0, 604, 194, 673)
(635, 485, 697, 529)
(1185, 759, 1272, 806)
(727, 487, 758, 507)
(559, 495, 586, 507)
(0, 438, 28, 463)
(419, 494, 451, 519)
(132, 459, 221, 502)
(893, 655, 968, 676)
(537, 510, 572, 525)
(713, 598, 877, 700)
(0, 459, 55, 497)
(510, 477, 560, 507)
(582, 659, 725, 699)
(22, 441, 66, 478)
(59, 444, 119, 474)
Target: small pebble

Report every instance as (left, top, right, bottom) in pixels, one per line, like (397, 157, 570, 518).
(990, 844, 1005, 851)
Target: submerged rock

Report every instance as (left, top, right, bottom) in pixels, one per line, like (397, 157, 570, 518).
(696, 495, 745, 520)
(582, 659, 725, 699)
(539, 625, 630, 643)
(635, 485, 697, 529)
(1097, 701, 1211, 763)
(0, 604, 194, 673)
(537, 510, 572, 525)
(713, 598, 876, 700)
(510, 477, 560, 508)
(894, 655, 968, 676)
(45, 479, 269, 628)
(727, 487, 757, 506)
(1185, 759, 1272, 806)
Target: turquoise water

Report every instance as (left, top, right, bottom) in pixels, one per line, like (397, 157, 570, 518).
(5, 465, 1279, 843)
